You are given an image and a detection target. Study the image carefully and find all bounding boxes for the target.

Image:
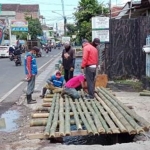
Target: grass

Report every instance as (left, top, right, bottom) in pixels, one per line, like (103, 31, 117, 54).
(114, 79, 143, 91)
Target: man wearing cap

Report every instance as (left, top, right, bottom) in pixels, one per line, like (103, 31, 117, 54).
(81, 39, 98, 100)
(24, 46, 39, 104)
(61, 41, 75, 82)
(40, 71, 64, 98)
(92, 38, 104, 74)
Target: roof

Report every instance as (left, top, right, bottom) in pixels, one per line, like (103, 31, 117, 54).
(111, 6, 123, 17)
(2, 4, 39, 12)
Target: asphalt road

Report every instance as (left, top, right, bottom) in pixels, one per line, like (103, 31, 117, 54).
(0, 48, 62, 115)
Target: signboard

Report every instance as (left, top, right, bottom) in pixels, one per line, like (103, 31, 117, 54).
(92, 30, 109, 43)
(11, 20, 28, 32)
(92, 17, 109, 30)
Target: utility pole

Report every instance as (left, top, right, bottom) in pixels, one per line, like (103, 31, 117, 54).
(109, 0, 112, 19)
(61, 0, 67, 36)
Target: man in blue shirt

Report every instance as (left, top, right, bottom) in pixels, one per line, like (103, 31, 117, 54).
(40, 71, 64, 98)
(24, 46, 39, 104)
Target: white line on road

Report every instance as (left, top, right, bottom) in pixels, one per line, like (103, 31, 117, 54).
(0, 52, 61, 103)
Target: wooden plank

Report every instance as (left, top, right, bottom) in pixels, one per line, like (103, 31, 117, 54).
(95, 74, 108, 88)
(27, 130, 88, 140)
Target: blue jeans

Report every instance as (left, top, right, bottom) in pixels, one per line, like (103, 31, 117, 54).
(64, 87, 80, 99)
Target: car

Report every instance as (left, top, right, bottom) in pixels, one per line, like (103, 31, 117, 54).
(0, 46, 9, 58)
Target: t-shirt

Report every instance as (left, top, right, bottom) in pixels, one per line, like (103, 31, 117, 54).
(65, 75, 85, 88)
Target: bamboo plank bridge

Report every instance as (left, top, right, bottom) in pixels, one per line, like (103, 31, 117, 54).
(27, 87, 150, 140)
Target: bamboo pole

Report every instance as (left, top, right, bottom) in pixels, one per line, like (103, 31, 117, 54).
(94, 93, 127, 133)
(65, 96, 71, 136)
(139, 92, 150, 96)
(101, 87, 150, 130)
(35, 107, 50, 112)
(83, 98, 105, 133)
(79, 98, 98, 135)
(90, 100, 112, 134)
(59, 97, 65, 136)
(94, 98, 120, 134)
(75, 99, 93, 134)
(49, 94, 60, 138)
(42, 103, 52, 107)
(98, 88, 144, 134)
(49, 94, 59, 138)
(30, 119, 83, 127)
(44, 94, 56, 136)
(69, 98, 82, 130)
(45, 94, 54, 98)
(43, 98, 53, 102)
(81, 90, 105, 134)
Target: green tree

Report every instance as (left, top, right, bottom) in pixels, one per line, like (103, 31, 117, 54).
(25, 16, 43, 40)
(66, 23, 77, 36)
(74, 0, 108, 42)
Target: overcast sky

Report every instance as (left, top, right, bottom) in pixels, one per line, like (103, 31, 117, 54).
(1, 0, 129, 24)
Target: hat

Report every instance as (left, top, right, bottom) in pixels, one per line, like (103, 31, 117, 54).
(31, 46, 40, 52)
(82, 39, 88, 44)
(93, 38, 100, 44)
(56, 71, 61, 76)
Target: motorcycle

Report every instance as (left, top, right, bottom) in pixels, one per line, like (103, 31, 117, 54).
(9, 53, 15, 61)
(14, 55, 22, 66)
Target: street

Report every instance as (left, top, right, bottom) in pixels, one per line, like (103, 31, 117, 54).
(0, 48, 62, 115)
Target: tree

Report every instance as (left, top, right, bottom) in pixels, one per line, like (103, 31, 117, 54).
(74, 0, 108, 42)
(66, 23, 77, 36)
(25, 16, 43, 40)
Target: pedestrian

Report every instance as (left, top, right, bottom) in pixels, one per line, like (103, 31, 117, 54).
(61, 41, 75, 82)
(24, 46, 39, 104)
(81, 39, 98, 100)
(40, 71, 64, 98)
(61, 74, 87, 99)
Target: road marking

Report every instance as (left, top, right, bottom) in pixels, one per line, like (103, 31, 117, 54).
(0, 52, 61, 103)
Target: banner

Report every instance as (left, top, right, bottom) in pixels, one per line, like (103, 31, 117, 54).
(11, 20, 28, 32)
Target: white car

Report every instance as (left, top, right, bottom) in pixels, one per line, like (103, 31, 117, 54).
(0, 46, 9, 58)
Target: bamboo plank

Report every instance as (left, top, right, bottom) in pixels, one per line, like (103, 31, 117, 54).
(59, 97, 65, 136)
(27, 130, 89, 140)
(101, 87, 150, 130)
(79, 98, 98, 135)
(42, 103, 52, 107)
(139, 92, 150, 96)
(35, 107, 50, 112)
(69, 98, 82, 130)
(84, 98, 105, 133)
(75, 99, 93, 134)
(94, 99, 120, 134)
(91, 100, 112, 134)
(94, 93, 127, 133)
(45, 94, 54, 98)
(49, 94, 60, 137)
(65, 96, 71, 136)
(44, 94, 56, 136)
(98, 88, 144, 134)
(30, 119, 83, 127)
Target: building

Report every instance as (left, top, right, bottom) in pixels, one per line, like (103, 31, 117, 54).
(1, 4, 40, 21)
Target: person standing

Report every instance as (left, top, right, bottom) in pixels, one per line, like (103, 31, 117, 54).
(61, 41, 75, 82)
(81, 39, 98, 99)
(24, 46, 39, 104)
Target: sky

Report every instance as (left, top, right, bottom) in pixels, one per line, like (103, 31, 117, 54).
(1, 0, 129, 25)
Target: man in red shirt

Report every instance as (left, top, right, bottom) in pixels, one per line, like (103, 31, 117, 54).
(81, 39, 98, 99)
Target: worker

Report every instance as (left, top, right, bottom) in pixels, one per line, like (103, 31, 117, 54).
(61, 74, 87, 99)
(40, 71, 64, 98)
